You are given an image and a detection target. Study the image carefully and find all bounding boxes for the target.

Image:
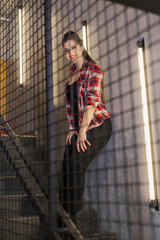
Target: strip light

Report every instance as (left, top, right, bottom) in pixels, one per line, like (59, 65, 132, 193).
(19, 7, 23, 86)
(82, 20, 88, 50)
(137, 38, 158, 210)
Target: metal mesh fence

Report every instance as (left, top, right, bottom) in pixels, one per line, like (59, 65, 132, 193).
(0, 0, 160, 240)
(0, 1, 48, 239)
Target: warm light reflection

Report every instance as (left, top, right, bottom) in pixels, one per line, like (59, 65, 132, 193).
(19, 8, 22, 85)
(138, 47, 155, 201)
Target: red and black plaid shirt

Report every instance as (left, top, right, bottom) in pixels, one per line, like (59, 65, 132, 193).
(64, 60, 111, 131)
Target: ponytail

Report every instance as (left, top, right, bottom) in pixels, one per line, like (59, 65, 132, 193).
(82, 49, 96, 64)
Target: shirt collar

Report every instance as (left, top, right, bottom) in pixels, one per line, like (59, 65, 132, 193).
(69, 59, 88, 74)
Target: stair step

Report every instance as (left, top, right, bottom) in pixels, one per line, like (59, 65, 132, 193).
(0, 154, 49, 196)
(76, 209, 117, 240)
(0, 155, 48, 182)
(0, 135, 46, 161)
(0, 194, 45, 217)
(0, 176, 25, 195)
(57, 227, 68, 233)
(0, 216, 42, 240)
(0, 157, 18, 176)
(84, 233, 117, 240)
(18, 135, 37, 148)
(0, 134, 37, 147)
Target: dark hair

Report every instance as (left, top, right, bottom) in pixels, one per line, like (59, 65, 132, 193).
(62, 31, 105, 102)
(62, 31, 95, 64)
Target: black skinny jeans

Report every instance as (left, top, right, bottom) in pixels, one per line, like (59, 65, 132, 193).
(60, 118, 112, 217)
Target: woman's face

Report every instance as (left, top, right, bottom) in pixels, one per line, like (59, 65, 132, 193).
(63, 40, 84, 64)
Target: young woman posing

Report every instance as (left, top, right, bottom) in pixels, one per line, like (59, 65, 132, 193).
(60, 31, 112, 220)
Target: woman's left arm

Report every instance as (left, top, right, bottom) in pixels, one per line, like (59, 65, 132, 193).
(76, 105, 96, 152)
(76, 64, 104, 152)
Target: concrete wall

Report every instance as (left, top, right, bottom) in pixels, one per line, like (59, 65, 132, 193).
(51, 1, 160, 239)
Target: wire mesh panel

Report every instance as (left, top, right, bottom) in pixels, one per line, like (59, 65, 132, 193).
(1, 0, 160, 240)
(0, 0, 49, 239)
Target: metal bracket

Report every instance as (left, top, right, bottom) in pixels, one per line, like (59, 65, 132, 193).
(150, 199, 159, 211)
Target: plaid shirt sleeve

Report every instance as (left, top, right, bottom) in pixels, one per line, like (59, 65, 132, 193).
(65, 62, 110, 131)
(85, 64, 104, 108)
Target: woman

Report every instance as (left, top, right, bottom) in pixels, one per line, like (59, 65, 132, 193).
(60, 31, 112, 220)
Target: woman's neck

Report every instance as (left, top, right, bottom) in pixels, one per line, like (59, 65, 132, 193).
(75, 57, 84, 71)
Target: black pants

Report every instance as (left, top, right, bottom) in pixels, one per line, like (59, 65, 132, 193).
(60, 118, 112, 217)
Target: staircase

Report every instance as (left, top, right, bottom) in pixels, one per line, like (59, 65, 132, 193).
(0, 134, 48, 240)
(0, 115, 84, 240)
(0, 115, 117, 240)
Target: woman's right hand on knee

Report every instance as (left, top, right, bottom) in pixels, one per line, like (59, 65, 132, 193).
(66, 130, 78, 145)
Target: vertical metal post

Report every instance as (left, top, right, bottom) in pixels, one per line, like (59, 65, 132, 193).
(44, 0, 57, 234)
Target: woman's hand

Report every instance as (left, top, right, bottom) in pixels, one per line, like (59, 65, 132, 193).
(66, 130, 78, 145)
(76, 129, 91, 152)
(75, 106, 95, 152)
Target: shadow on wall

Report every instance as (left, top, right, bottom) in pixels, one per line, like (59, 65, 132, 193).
(51, 0, 160, 240)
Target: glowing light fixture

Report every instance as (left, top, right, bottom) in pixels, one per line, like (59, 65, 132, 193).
(137, 38, 158, 211)
(82, 20, 88, 50)
(19, 6, 23, 86)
